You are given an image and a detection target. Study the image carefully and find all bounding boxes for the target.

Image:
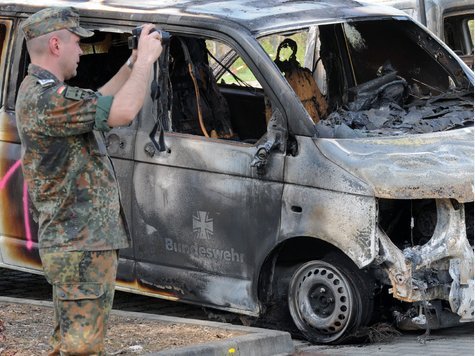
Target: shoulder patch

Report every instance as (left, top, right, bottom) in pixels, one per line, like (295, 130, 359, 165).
(63, 86, 94, 101)
(37, 78, 55, 88)
(56, 85, 66, 95)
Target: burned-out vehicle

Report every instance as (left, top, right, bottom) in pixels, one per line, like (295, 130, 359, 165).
(0, 0, 473, 344)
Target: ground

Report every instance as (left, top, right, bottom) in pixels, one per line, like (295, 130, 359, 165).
(0, 302, 244, 355)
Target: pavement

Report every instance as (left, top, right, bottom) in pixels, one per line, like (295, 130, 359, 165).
(0, 295, 294, 356)
(2, 296, 473, 356)
(1, 268, 474, 355)
(293, 323, 474, 355)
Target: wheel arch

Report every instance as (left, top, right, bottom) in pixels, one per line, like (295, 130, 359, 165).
(257, 235, 361, 307)
(256, 235, 377, 344)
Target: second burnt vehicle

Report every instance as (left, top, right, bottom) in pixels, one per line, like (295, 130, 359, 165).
(0, 0, 473, 344)
(368, 0, 474, 68)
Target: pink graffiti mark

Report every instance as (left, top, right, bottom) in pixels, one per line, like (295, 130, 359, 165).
(0, 160, 33, 250)
(0, 159, 21, 189)
(23, 181, 33, 250)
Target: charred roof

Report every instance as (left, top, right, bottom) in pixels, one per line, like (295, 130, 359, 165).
(3, 0, 406, 34)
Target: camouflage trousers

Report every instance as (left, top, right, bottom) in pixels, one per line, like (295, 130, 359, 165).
(39, 249, 118, 356)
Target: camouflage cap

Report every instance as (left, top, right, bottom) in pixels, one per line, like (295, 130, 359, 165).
(21, 7, 93, 41)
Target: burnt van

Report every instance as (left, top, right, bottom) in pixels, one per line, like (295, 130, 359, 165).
(0, 0, 473, 344)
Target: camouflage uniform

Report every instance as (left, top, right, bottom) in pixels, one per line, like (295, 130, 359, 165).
(40, 250, 118, 355)
(15, 7, 130, 355)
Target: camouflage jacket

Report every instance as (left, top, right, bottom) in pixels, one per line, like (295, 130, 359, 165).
(15, 64, 130, 252)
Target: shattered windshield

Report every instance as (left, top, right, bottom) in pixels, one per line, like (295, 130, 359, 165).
(316, 20, 474, 138)
(212, 18, 473, 138)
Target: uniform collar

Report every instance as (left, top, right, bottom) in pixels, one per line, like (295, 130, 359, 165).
(28, 64, 61, 83)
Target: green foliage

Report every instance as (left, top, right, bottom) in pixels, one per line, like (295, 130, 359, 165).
(218, 31, 309, 87)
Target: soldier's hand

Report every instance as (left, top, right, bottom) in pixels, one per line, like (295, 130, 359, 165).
(136, 24, 163, 65)
(130, 49, 138, 66)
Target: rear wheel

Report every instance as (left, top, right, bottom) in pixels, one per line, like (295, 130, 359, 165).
(288, 258, 372, 344)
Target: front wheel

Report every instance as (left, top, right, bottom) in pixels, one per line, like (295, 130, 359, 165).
(288, 259, 371, 344)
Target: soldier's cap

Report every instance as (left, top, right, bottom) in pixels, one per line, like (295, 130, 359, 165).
(21, 7, 93, 41)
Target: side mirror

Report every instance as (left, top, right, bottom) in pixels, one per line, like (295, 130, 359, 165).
(251, 109, 287, 176)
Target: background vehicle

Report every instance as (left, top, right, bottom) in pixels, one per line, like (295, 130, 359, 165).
(368, 0, 474, 67)
(0, 0, 473, 344)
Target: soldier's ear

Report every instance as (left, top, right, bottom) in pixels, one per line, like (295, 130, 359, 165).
(48, 35, 61, 56)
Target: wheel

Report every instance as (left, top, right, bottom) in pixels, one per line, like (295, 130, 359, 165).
(288, 258, 371, 344)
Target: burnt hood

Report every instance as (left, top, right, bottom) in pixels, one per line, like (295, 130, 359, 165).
(313, 127, 474, 202)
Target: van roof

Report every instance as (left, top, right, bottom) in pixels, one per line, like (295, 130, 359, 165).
(365, 0, 473, 10)
(3, 0, 405, 34)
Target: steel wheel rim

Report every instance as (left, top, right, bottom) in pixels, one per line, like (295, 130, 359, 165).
(289, 261, 355, 341)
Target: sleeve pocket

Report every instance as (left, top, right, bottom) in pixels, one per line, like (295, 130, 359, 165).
(55, 283, 104, 301)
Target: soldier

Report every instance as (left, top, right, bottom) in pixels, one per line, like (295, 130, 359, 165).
(15, 7, 163, 355)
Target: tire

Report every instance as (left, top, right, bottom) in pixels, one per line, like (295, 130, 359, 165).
(288, 258, 372, 344)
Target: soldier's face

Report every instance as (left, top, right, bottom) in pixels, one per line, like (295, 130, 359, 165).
(59, 32, 83, 80)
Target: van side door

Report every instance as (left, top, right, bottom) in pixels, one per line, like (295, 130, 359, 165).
(131, 32, 285, 314)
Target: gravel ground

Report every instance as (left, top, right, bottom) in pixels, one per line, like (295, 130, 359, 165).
(0, 302, 244, 355)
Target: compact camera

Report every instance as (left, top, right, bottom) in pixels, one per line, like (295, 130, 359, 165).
(128, 26, 171, 49)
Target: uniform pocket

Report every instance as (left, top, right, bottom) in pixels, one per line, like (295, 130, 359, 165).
(55, 282, 104, 301)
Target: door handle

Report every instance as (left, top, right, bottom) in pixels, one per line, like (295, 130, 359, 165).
(105, 133, 125, 153)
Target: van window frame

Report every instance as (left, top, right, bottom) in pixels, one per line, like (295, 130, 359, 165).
(167, 34, 272, 143)
(6, 18, 27, 111)
(443, 10, 474, 56)
(0, 18, 13, 108)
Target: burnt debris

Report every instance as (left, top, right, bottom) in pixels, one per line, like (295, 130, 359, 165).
(316, 68, 473, 138)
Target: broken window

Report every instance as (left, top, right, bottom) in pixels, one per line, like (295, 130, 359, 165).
(210, 41, 260, 88)
(168, 35, 270, 143)
(216, 20, 473, 140)
(15, 28, 132, 95)
(343, 21, 451, 92)
(168, 36, 236, 139)
(226, 29, 329, 125)
(316, 20, 474, 138)
(257, 30, 328, 124)
(69, 31, 131, 90)
(212, 29, 329, 126)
